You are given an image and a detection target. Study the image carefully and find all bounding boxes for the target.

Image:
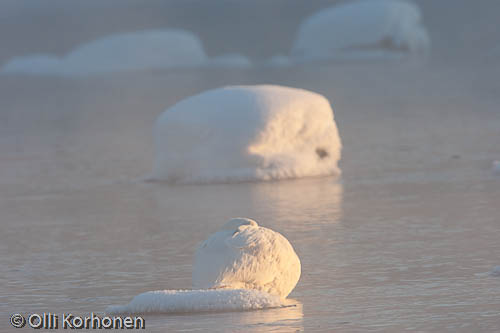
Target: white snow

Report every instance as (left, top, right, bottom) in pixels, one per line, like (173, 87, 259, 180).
(106, 218, 299, 314)
(193, 218, 301, 299)
(106, 289, 283, 314)
(2, 29, 207, 76)
(291, 0, 430, 62)
(206, 53, 252, 68)
(153, 85, 342, 184)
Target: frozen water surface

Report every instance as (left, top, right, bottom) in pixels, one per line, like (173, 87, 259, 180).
(1, 1, 500, 332)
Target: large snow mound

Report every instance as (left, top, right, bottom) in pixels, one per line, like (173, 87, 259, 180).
(106, 289, 283, 314)
(291, 0, 430, 62)
(2, 29, 207, 76)
(153, 85, 342, 184)
(107, 218, 298, 314)
(193, 218, 301, 299)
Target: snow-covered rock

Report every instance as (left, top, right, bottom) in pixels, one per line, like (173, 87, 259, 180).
(193, 218, 301, 299)
(291, 0, 430, 62)
(106, 218, 298, 314)
(153, 85, 342, 184)
(2, 29, 207, 76)
(493, 161, 500, 174)
(106, 288, 283, 314)
(264, 55, 293, 68)
(2, 54, 60, 75)
(490, 266, 500, 277)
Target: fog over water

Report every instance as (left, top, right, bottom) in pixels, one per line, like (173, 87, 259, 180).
(1, 1, 500, 331)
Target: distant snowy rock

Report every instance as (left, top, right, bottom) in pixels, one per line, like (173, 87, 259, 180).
(493, 161, 500, 174)
(2, 54, 60, 75)
(264, 55, 293, 68)
(106, 289, 283, 314)
(193, 218, 301, 299)
(2, 29, 207, 76)
(490, 266, 500, 277)
(291, 0, 430, 62)
(206, 53, 252, 68)
(153, 85, 342, 183)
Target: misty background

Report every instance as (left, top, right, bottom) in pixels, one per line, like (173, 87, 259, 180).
(1, 1, 500, 331)
(1, 0, 499, 64)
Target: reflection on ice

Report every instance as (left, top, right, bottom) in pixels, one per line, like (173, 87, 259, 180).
(150, 178, 343, 232)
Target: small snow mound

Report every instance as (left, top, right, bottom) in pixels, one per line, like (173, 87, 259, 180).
(106, 289, 283, 314)
(193, 218, 301, 299)
(493, 161, 500, 174)
(2, 29, 206, 76)
(2, 54, 60, 75)
(490, 266, 500, 277)
(291, 0, 430, 62)
(153, 85, 342, 184)
(264, 55, 293, 68)
(206, 53, 252, 68)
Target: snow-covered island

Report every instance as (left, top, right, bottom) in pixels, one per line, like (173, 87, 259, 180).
(152, 85, 342, 184)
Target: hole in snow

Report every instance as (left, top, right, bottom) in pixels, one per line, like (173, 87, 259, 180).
(315, 148, 329, 159)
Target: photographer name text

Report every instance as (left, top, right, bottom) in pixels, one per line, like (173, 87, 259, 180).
(10, 312, 145, 330)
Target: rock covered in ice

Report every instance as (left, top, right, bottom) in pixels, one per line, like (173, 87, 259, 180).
(2, 29, 207, 76)
(192, 218, 301, 299)
(291, 0, 430, 62)
(106, 288, 283, 314)
(153, 85, 342, 183)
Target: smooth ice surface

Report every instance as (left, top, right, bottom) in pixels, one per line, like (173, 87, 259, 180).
(2, 30, 207, 76)
(193, 218, 301, 298)
(2, 1, 500, 332)
(292, 0, 430, 61)
(153, 85, 341, 183)
(106, 289, 283, 314)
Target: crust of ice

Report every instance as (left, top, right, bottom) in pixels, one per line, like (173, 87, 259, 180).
(106, 289, 283, 314)
(2, 29, 207, 76)
(292, 0, 430, 62)
(153, 85, 341, 184)
(193, 218, 301, 299)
